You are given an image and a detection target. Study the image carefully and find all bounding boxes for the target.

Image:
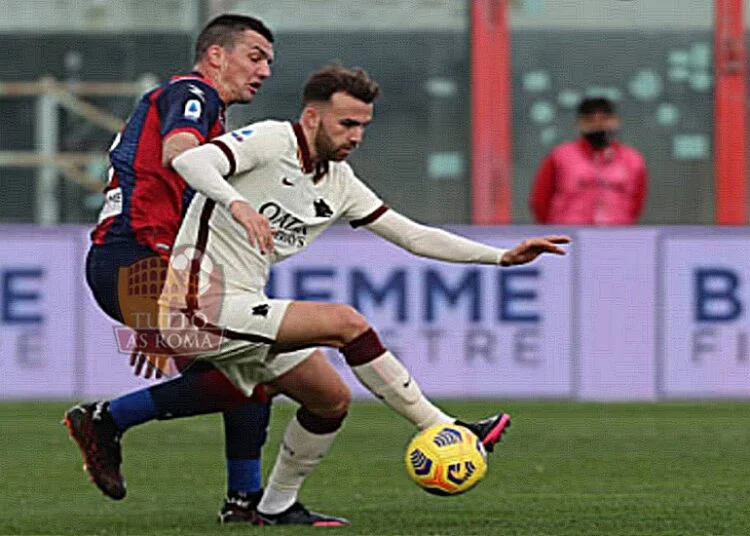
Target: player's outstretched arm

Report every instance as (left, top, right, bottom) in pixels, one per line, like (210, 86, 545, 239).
(364, 210, 570, 266)
(498, 235, 570, 266)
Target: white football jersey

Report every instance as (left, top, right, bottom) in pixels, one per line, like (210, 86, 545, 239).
(173, 120, 387, 294)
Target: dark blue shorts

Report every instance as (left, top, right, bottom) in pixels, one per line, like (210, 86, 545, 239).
(85, 241, 159, 324)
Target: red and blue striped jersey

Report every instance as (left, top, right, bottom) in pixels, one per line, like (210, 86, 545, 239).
(92, 72, 225, 259)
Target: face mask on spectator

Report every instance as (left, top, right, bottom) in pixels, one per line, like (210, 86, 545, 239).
(583, 129, 616, 149)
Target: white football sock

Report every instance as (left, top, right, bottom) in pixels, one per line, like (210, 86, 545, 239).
(352, 351, 453, 430)
(256, 415, 339, 515)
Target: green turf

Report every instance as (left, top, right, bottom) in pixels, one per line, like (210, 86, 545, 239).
(1, 400, 749, 535)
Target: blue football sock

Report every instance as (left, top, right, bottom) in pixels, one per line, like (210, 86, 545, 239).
(109, 389, 157, 431)
(224, 402, 271, 494)
(227, 458, 262, 494)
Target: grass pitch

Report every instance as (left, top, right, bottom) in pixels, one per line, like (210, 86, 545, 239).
(1, 400, 749, 535)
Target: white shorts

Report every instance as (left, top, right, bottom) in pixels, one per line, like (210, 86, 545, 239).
(159, 292, 315, 396)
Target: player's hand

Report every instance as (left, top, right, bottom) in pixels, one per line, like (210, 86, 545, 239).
(129, 350, 170, 380)
(499, 235, 571, 266)
(229, 200, 275, 255)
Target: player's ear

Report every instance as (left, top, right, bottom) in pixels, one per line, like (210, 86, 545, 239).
(301, 105, 321, 130)
(204, 44, 225, 69)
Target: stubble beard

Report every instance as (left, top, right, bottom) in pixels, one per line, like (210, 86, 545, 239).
(314, 126, 348, 162)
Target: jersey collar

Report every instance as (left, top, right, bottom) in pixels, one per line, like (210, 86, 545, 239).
(292, 122, 329, 182)
(172, 71, 227, 114)
(168, 70, 217, 89)
(189, 70, 216, 88)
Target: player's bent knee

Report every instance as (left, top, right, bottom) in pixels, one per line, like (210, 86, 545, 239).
(333, 383, 353, 413)
(296, 379, 351, 434)
(317, 383, 352, 417)
(305, 381, 351, 419)
(334, 305, 371, 345)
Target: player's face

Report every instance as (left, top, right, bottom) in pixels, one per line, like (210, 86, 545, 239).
(314, 92, 373, 161)
(219, 30, 274, 105)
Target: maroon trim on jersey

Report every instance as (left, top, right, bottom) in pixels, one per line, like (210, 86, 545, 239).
(185, 199, 216, 312)
(350, 203, 390, 228)
(182, 198, 276, 345)
(313, 161, 329, 184)
(210, 140, 237, 177)
(224, 328, 275, 344)
(164, 126, 207, 145)
(292, 122, 328, 182)
(292, 122, 314, 173)
(187, 312, 276, 345)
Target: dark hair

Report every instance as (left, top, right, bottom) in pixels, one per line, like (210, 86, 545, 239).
(303, 64, 380, 105)
(194, 14, 274, 63)
(577, 97, 616, 116)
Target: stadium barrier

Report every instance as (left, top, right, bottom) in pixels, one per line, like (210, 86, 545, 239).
(0, 225, 748, 401)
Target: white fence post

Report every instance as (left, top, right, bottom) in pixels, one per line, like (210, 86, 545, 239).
(34, 79, 60, 225)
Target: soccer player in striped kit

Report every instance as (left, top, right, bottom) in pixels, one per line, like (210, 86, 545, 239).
(65, 14, 301, 524)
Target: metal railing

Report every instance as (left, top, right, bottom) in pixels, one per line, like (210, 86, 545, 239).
(0, 76, 157, 223)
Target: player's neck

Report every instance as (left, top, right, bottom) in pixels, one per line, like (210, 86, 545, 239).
(193, 65, 230, 104)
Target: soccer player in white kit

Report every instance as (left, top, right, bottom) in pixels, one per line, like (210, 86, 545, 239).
(165, 64, 570, 526)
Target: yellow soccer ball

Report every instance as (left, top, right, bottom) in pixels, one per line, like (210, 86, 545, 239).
(405, 423, 488, 496)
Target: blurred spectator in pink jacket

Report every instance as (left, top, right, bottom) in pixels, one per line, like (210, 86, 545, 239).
(530, 97, 647, 225)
